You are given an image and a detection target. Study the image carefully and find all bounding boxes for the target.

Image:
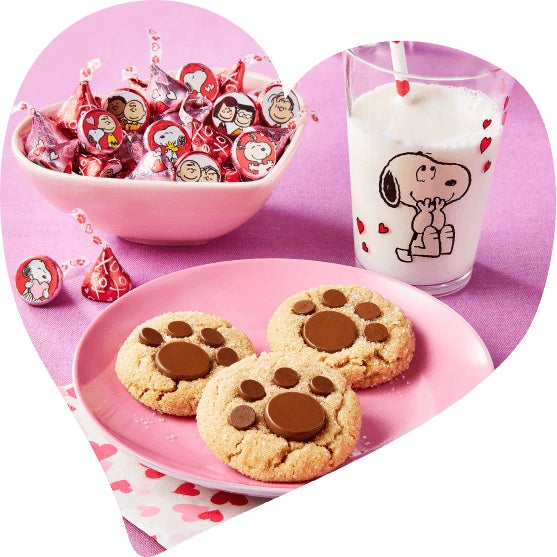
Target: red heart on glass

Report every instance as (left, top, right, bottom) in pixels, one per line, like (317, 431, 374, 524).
(356, 217, 365, 234)
(396, 79, 410, 97)
(378, 223, 389, 234)
(480, 137, 491, 154)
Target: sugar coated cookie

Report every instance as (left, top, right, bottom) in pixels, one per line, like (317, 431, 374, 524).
(115, 311, 256, 416)
(267, 284, 415, 389)
(196, 352, 362, 483)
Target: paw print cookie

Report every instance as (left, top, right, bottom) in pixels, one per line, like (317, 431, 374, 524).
(196, 352, 362, 483)
(115, 311, 256, 416)
(267, 285, 415, 389)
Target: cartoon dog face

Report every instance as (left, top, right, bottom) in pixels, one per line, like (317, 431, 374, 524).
(239, 136, 273, 163)
(22, 259, 52, 284)
(182, 69, 207, 93)
(379, 152, 471, 208)
(87, 128, 105, 144)
(153, 126, 186, 147)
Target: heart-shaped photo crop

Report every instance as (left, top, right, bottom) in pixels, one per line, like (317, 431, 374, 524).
(0, 2, 555, 557)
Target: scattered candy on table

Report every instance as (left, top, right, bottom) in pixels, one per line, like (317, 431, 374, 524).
(14, 255, 64, 305)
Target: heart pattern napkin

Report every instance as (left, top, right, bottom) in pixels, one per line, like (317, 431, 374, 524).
(59, 385, 266, 549)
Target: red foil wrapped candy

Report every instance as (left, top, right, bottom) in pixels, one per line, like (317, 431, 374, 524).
(56, 59, 101, 138)
(81, 245, 132, 302)
(27, 138, 79, 173)
(146, 64, 192, 116)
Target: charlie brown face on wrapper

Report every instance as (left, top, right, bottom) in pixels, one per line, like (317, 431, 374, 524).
(104, 89, 150, 133)
(175, 153, 221, 183)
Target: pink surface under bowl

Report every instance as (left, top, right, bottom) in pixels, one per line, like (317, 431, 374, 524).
(12, 72, 306, 246)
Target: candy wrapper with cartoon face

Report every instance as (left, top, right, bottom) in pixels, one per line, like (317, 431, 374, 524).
(231, 124, 294, 179)
(103, 88, 151, 133)
(77, 108, 125, 155)
(143, 119, 192, 166)
(211, 92, 258, 137)
(231, 129, 277, 180)
(257, 84, 301, 128)
(14, 255, 64, 306)
(174, 152, 221, 183)
(178, 62, 220, 101)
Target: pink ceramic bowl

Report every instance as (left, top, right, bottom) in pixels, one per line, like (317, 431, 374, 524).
(12, 72, 306, 245)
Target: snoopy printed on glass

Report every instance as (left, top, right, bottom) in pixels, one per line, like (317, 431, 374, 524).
(378, 152, 471, 262)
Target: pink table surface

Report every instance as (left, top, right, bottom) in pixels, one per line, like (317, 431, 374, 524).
(0, 2, 555, 556)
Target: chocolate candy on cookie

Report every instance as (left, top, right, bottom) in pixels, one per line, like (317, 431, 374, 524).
(267, 284, 415, 389)
(196, 352, 362, 483)
(115, 311, 256, 416)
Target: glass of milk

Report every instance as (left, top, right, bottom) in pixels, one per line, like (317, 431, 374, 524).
(345, 42, 513, 296)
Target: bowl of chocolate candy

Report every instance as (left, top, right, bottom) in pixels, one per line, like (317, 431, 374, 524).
(12, 58, 307, 245)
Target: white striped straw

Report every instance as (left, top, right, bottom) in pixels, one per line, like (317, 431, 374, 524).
(389, 41, 411, 101)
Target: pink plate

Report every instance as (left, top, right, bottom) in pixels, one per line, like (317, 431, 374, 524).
(73, 258, 493, 498)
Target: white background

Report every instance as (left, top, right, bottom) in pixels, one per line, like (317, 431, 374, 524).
(1, 1, 555, 556)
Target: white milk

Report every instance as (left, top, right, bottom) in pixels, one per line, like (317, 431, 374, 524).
(347, 81, 503, 288)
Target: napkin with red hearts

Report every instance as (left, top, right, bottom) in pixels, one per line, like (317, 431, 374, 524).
(59, 385, 266, 549)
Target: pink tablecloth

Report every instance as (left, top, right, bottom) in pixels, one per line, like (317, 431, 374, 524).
(0, 2, 554, 556)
